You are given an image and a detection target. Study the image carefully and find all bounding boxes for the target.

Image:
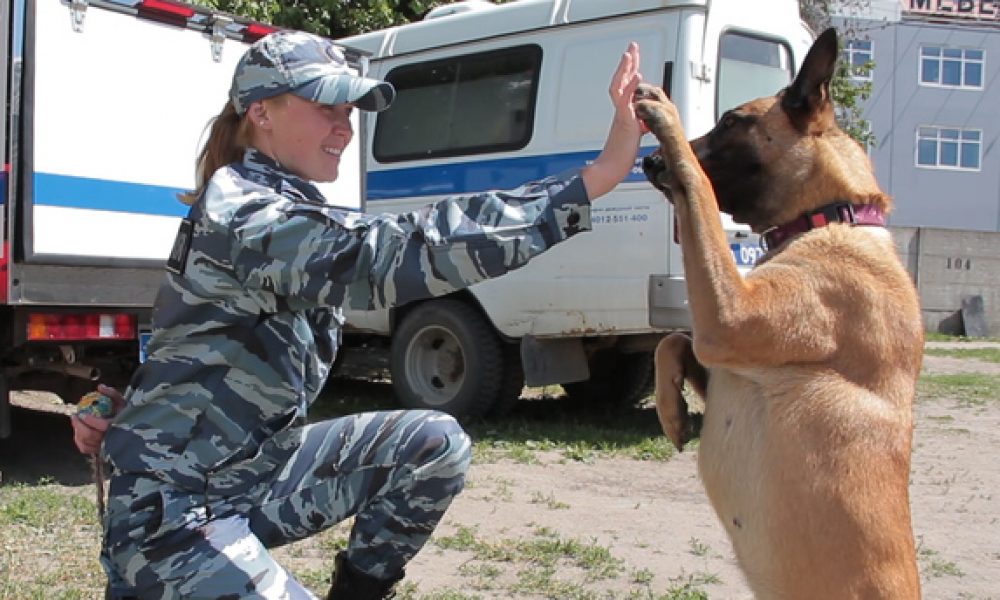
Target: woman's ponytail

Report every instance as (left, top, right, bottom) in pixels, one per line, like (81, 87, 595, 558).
(179, 100, 252, 205)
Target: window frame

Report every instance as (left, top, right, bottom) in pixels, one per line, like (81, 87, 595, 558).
(918, 45, 985, 90)
(914, 125, 982, 172)
(842, 39, 873, 82)
(714, 29, 795, 121)
(372, 44, 543, 164)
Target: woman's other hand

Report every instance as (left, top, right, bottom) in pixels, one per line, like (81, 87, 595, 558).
(71, 383, 125, 455)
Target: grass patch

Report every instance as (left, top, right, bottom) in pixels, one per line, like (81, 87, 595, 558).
(918, 373, 1000, 407)
(924, 332, 1000, 343)
(924, 347, 1000, 363)
(434, 524, 623, 581)
(312, 379, 676, 466)
(687, 538, 710, 557)
(0, 484, 104, 599)
(530, 490, 570, 510)
(420, 520, 717, 600)
(917, 546, 965, 579)
(0, 482, 94, 526)
(395, 586, 484, 600)
(466, 398, 675, 465)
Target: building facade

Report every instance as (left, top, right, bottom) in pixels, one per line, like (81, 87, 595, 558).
(835, 0, 1000, 232)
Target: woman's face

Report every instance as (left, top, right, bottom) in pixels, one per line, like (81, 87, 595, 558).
(252, 94, 354, 183)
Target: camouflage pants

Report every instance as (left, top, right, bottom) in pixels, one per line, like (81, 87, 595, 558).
(102, 410, 471, 599)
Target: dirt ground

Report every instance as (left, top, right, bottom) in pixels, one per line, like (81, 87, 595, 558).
(390, 342, 999, 599)
(2, 341, 998, 598)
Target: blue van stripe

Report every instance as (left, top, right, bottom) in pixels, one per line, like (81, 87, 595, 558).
(367, 148, 656, 200)
(24, 147, 660, 214)
(0, 171, 7, 206)
(33, 172, 190, 217)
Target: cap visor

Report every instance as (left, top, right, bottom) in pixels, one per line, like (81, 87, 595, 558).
(352, 81, 396, 112)
(294, 75, 395, 112)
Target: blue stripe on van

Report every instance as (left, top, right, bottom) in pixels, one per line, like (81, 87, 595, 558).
(0, 170, 6, 206)
(366, 147, 657, 200)
(25, 146, 661, 214)
(33, 173, 190, 217)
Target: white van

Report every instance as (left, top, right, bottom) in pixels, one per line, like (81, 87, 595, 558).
(338, 0, 813, 417)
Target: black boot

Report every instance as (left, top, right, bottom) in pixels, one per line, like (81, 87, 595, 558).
(326, 551, 403, 600)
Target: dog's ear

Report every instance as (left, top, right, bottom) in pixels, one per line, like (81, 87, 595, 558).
(781, 28, 838, 126)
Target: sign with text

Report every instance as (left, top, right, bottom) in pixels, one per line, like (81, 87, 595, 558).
(902, 0, 1000, 20)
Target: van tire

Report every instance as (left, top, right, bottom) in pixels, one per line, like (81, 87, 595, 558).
(0, 375, 10, 439)
(563, 349, 655, 407)
(390, 299, 502, 419)
(487, 343, 525, 418)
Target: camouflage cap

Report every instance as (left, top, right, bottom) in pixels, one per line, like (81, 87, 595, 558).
(230, 31, 395, 115)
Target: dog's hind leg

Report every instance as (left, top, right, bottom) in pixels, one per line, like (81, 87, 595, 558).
(654, 333, 707, 451)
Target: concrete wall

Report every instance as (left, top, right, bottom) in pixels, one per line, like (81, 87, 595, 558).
(891, 227, 1000, 336)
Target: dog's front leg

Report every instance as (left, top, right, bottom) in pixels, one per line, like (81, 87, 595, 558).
(635, 86, 751, 366)
(654, 332, 707, 451)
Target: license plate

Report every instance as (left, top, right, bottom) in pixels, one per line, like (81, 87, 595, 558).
(731, 243, 764, 267)
(139, 331, 153, 363)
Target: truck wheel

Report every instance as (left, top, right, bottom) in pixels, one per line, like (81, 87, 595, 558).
(390, 299, 503, 419)
(563, 349, 655, 407)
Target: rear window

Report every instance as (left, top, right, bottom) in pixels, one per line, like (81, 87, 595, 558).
(716, 32, 793, 119)
(373, 45, 542, 163)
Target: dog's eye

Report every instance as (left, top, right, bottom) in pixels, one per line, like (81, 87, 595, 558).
(721, 115, 738, 129)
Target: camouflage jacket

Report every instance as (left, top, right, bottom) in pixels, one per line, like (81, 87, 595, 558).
(103, 148, 590, 490)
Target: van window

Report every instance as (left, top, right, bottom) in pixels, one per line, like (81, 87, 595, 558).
(373, 45, 541, 162)
(716, 33, 792, 119)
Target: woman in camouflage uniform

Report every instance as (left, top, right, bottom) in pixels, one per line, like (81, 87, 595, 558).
(72, 30, 646, 600)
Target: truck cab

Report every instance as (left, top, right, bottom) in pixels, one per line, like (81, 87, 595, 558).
(0, 0, 365, 437)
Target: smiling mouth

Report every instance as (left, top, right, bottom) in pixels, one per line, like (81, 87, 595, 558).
(322, 146, 343, 157)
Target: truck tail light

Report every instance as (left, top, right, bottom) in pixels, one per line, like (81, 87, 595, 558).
(243, 23, 278, 42)
(0, 241, 8, 304)
(26, 313, 137, 341)
(137, 0, 195, 26)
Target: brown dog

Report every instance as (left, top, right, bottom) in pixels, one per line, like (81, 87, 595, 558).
(636, 29, 923, 599)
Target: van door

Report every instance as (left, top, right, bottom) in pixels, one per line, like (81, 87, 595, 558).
(701, 0, 802, 119)
(701, 0, 802, 271)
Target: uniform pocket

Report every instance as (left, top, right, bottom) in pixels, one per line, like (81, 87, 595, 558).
(104, 477, 165, 559)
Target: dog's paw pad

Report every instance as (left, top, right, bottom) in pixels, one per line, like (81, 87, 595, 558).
(634, 83, 666, 101)
(635, 101, 664, 125)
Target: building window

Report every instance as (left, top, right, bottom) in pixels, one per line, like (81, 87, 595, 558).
(919, 46, 984, 89)
(373, 45, 541, 162)
(842, 39, 873, 81)
(916, 126, 981, 170)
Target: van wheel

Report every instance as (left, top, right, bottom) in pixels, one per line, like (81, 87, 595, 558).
(0, 374, 11, 439)
(390, 299, 503, 419)
(487, 343, 525, 418)
(563, 349, 655, 406)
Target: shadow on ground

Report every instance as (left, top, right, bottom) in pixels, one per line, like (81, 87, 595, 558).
(314, 376, 666, 449)
(0, 406, 94, 486)
(1, 377, 665, 486)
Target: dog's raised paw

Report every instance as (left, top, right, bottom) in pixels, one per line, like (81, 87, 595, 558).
(633, 82, 667, 102)
(633, 84, 669, 125)
(634, 100, 664, 126)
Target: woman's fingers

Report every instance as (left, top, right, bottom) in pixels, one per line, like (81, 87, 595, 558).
(97, 383, 126, 414)
(610, 43, 643, 119)
(71, 413, 110, 454)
